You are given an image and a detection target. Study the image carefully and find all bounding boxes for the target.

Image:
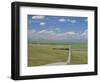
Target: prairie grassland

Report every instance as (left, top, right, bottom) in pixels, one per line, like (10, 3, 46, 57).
(28, 43, 87, 66)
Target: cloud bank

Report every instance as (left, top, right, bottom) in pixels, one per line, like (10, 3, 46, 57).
(28, 29, 87, 42)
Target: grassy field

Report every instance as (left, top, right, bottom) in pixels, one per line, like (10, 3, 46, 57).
(28, 43, 88, 67)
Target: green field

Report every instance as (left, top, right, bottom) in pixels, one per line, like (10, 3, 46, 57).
(28, 43, 88, 67)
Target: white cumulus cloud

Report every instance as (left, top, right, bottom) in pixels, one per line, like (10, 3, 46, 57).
(32, 15, 45, 20)
(67, 32, 76, 35)
(59, 18, 66, 22)
(67, 19, 77, 23)
(38, 30, 47, 33)
(40, 22, 45, 26)
(38, 30, 54, 34)
(81, 30, 87, 36)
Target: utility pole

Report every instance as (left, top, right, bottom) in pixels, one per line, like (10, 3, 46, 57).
(67, 45, 71, 64)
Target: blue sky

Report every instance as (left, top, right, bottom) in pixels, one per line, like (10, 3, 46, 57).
(28, 15, 88, 42)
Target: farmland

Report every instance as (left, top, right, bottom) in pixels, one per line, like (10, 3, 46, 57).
(28, 42, 87, 67)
